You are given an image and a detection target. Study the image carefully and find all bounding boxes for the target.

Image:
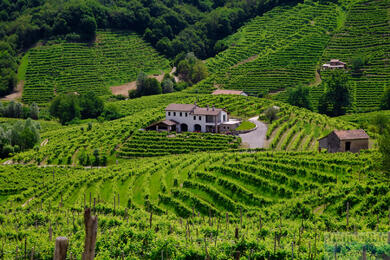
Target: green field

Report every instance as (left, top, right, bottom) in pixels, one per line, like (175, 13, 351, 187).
(0, 150, 388, 258)
(22, 30, 170, 104)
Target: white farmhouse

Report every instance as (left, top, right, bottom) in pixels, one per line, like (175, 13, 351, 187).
(146, 103, 240, 133)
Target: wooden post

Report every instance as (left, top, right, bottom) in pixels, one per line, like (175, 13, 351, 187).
(225, 213, 229, 229)
(234, 251, 240, 260)
(49, 222, 53, 241)
(346, 202, 349, 227)
(235, 226, 239, 240)
(240, 208, 243, 229)
(24, 238, 27, 259)
(30, 246, 34, 260)
(259, 214, 262, 231)
(362, 245, 366, 260)
(149, 211, 153, 229)
(82, 208, 98, 260)
(387, 231, 390, 244)
(291, 241, 294, 259)
(54, 237, 68, 260)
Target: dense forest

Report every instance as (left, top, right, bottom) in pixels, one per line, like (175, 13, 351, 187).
(0, 0, 306, 96)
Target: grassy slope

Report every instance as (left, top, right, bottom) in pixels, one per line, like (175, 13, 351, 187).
(0, 150, 388, 258)
(22, 30, 170, 104)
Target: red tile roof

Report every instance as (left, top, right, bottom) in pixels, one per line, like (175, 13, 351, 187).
(165, 104, 196, 112)
(212, 89, 245, 95)
(333, 129, 369, 140)
(193, 107, 223, 116)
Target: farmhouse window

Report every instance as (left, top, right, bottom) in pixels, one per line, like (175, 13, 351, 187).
(180, 112, 182, 116)
(174, 112, 176, 116)
(185, 113, 188, 117)
(199, 116, 202, 120)
(193, 116, 196, 120)
(168, 112, 171, 116)
(223, 115, 226, 121)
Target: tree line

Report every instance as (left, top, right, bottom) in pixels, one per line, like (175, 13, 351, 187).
(49, 91, 121, 124)
(0, 118, 40, 158)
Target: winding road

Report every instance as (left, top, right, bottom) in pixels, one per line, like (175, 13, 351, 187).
(239, 116, 268, 148)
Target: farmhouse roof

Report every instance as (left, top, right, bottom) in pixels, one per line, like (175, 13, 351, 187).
(212, 89, 245, 95)
(193, 107, 223, 116)
(165, 104, 196, 112)
(319, 129, 369, 141)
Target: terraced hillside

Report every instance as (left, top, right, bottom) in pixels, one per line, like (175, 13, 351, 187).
(0, 150, 388, 258)
(196, 2, 340, 95)
(317, 0, 390, 112)
(11, 93, 356, 165)
(22, 31, 170, 104)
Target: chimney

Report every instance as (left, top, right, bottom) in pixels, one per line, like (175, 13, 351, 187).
(207, 105, 209, 111)
(212, 105, 215, 111)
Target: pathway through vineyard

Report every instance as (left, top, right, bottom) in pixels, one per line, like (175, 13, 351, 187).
(239, 116, 267, 148)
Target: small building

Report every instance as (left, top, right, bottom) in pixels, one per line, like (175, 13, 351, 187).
(147, 103, 240, 133)
(322, 59, 346, 70)
(318, 129, 369, 153)
(145, 119, 178, 132)
(212, 89, 248, 96)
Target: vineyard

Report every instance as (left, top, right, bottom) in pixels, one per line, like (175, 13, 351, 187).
(317, 0, 390, 112)
(0, 150, 388, 258)
(118, 131, 240, 158)
(9, 93, 358, 165)
(22, 31, 170, 104)
(197, 2, 339, 95)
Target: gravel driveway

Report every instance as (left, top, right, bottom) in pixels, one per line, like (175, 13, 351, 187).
(239, 117, 268, 148)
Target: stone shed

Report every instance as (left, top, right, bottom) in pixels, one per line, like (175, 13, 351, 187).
(318, 129, 369, 153)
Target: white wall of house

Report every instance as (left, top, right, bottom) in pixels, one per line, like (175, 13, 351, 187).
(166, 110, 228, 133)
(166, 111, 206, 132)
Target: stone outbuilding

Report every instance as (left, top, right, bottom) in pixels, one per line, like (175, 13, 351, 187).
(318, 129, 369, 153)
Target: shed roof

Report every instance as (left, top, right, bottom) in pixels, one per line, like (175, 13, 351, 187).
(319, 129, 369, 141)
(212, 89, 245, 95)
(334, 129, 369, 140)
(165, 104, 196, 112)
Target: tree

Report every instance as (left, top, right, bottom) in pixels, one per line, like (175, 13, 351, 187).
(318, 70, 351, 116)
(162, 78, 174, 93)
(380, 86, 390, 110)
(191, 61, 208, 83)
(93, 149, 99, 166)
(29, 103, 39, 119)
(287, 85, 312, 110)
(79, 91, 104, 119)
(144, 78, 162, 95)
(264, 106, 278, 123)
(49, 94, 81, 124)
(102, 104, 122, 120)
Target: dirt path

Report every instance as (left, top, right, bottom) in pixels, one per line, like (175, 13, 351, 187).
(232, 55, 258, 68)
(22, 197, 34, 207)
(110, 67, 178, 97)
(309, 69, 322, 87)
(40, 138, 48, 147)
(239, 117, 268, 148)
(1, 81, 24, 101)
